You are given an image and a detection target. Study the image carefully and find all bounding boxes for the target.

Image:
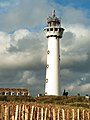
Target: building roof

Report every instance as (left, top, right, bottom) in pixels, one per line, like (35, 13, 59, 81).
(0, 88, 30, 92)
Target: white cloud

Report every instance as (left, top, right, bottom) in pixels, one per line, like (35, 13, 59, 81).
(12, 29, 30, 41)
(62, 25, 90, 53)
(65, 83, 90, 95)
(19, 71, 36, 85)
(0, 32, 11, 53)
(0, 29, 46, 70)
(62, 54, 88, 66)
(0, 53, 39, 70)
(0, 0, 51, 32)
(80, 83, 90, 92)
(61, 23, 90, 72)
(60, 6, 90, 26)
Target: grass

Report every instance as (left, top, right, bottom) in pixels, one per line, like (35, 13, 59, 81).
(0, 95, 90, 108)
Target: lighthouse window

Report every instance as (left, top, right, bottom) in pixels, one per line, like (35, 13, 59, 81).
(50, 28, 53, 31)
(55, 28, 58, 31)
(45, 79, 48, 83)
(47, 50, 50, 54)
(47, 29, 49, 31)
(46, 64, 49, 68)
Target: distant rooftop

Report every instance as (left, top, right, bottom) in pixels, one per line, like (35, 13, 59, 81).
(0, 88, 30, 92)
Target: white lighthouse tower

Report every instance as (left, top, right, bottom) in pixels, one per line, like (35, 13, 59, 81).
(44, 10, 64, 96)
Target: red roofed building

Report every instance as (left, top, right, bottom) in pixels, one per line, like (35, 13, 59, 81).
(0, 88, 30, 96)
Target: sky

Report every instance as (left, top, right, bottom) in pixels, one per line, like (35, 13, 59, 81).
(0, 0, 90, 96)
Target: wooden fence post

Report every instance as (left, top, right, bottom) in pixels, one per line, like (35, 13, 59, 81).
(0, 105, 2, 120)
(48, 108, 51, 119)
(30, 106, 34, 120)
(37, 107, 39, 120)
(22, 105, 25, 120)
(66, 109, 69, 120)
(11, 105, 15, 120)
(53, 109, 56, 120)
(15, 105, 19, 120)
(62, 109, 65, 120)
(41, 107, 44, 120)
(72, 109, 75, 120)
(4, 105, 6, 120)
(87, 110, 90, 120)
(11, 115, 15, 120)
(8, 106, 10, 120)
(44, 108, 47, 120)
(25, 105, 29, 120)
(2, 105, 4, 120)
(77, 109, 79, 120)
(4, 105, 9, 120)
(82, 110, 85, 120)
(57, 109, 60, 120)
(33, 106, 36, 120)
(18, 105, 21, 120)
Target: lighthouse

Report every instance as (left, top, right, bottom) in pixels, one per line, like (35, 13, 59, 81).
(44, 10, 64, 96)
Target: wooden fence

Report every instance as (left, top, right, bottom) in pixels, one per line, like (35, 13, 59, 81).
(0, 103, 90, 120)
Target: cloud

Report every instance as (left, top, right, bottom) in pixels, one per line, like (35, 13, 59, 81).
(80, 83, 90, 93)
(0, 0, 51, 32)
(19, 71, 36, 85)
(61, 24, 90, 72)
(0, 53, 40, 70)
(0, 32, 11, 53)
(0, 29, 46, 71)
(65, 83, 90, 95)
